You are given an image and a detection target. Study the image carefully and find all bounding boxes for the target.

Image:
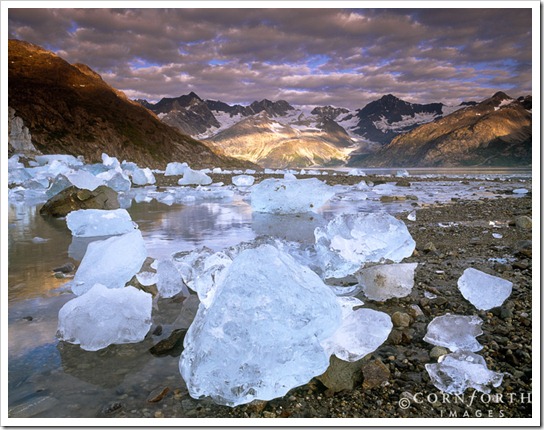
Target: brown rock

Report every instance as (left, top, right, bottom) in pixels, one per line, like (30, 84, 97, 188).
(317, 355, 365, 392)
(147, 386, 170, 403)
(395, 179, 411, 187)
(361, 358, 390, 389)
(515, 216, 532, 230)
(149, 329, 187, 356)
(391, 312, 411, 328)
(39, 185, 119, 217)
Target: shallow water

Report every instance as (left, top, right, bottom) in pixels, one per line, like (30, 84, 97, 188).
(6, 169, 532, 418)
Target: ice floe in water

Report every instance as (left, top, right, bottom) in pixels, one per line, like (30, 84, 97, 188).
(250, 177, 335, 214)
(66, 208, 137, 237)
(356, 262, 417, 301)
(457, 268, 513, 310)
(314, 213, 416, 279)
(231, 175, 255, 187)
(178, 168, 213, 186)
(156, 259, 190, 298)
(57, 284, 152, 351)
(164, 162, 189, 176)
(425, 351, 504, 394)
(71, 230, 148, 296)
(423, 314, 483, 352)
(179, 244, 342, 407)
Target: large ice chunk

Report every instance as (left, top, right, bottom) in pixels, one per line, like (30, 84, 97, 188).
(66, 209, 137, 237)
(356, 263, 417, 301)
(179, 245, 342, 406)
(250, 178, 335, 214)
(457, 268, 513, 310)
(164, 162, 189, 176)
(423, 314, 483, 352)
(71, 230, 147, 296)
(232, 175, 255, 187)
(57, 284, 152, 351)
(425, 351, 504, 394)
(65, 170, 104, 191)
(178, 168, 212, 186)
(314, 213, 416, 279)
(322, 305, 392, 362)
(130, 167, 156, 186)
(156, 259, 190, 298)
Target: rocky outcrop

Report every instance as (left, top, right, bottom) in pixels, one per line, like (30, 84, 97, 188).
(351, 92, 532, 167)
(39, 185, 120, 217)
(8, 106, 38, 154)
(8, 39, 254, 170)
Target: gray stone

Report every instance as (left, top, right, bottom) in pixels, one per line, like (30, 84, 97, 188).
(40, 185, 119, 217)
(317, 355, 365, 392)
(515, 216, 532, 230)
(430, 346, 449, 359)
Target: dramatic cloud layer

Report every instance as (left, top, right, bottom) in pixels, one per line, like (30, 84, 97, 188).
(8, 7, 533, 109)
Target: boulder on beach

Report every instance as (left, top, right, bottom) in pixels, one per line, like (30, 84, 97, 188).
(39, 185, 120, 217)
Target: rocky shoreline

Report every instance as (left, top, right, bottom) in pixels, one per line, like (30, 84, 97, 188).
(102, 184, 532, 420)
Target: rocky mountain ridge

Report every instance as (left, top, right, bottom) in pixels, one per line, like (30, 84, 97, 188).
(8, 39, 254, 169)
(350, 92, 532, 167)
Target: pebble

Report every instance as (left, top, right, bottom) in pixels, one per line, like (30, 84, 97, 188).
(391, 312, 411, 328)
(515, 215, 532, 230)
(147, 386, 170, 403)
(429, 346, 449, 359)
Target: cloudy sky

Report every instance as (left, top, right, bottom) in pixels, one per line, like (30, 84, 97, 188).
(8, 6, 533, 109)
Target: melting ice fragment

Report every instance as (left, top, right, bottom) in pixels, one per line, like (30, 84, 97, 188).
(130, 167, 156, 186)
(250, 177, 335, 214)
(65, 170, 104, 191)
(425, 351, 504, 394)
(356, 262, 417, 301)
(231, 175, 255, 187)
(179, 244, 342, 407)
(178, 168, 212, 185)
(71, 230, 147, 296)
(407, 211, 416, 221)
(457, 268, 513, 311)
(165, 162, 189, 176)
(322, 306, 392, 362)
(423, 314, 483, 352)
(66, 208, 137, 237)
(314, 213, 416, 279)
(156, 259, 190, 298)
(57, 283, 152, 351)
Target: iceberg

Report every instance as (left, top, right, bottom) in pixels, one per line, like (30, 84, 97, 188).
(250, 177, 335, 214)
(66, 208, 137, 237)
(57, 284, 152, 351)
(231, 175, 255, 187)
(314, 213, 416, 279)
(179, 244, 342, 407)
(156, 259, 190, 298)
(71, 230, 148, 296)
(35, 154, 83, 168)
(178, 168, 213, 186)
(96, 170, 132, 192)
(425, 351, 504, 394)
(101, 153, 120, 169)
(457, 268, 513, 310)
(356, 263, 417, 301)
(423, 314, 483, 352)
(164, 162, 189, 176)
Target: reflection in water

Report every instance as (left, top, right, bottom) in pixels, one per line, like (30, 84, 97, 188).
(252, 212, 326, 243)
(127, 198, 255, 258)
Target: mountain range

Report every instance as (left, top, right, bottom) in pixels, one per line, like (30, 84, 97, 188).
(7, 39, 255, 169)
(8, 39, 532, 169)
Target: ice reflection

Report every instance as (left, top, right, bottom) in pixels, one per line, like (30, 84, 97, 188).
(126, 198, 255, 259)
